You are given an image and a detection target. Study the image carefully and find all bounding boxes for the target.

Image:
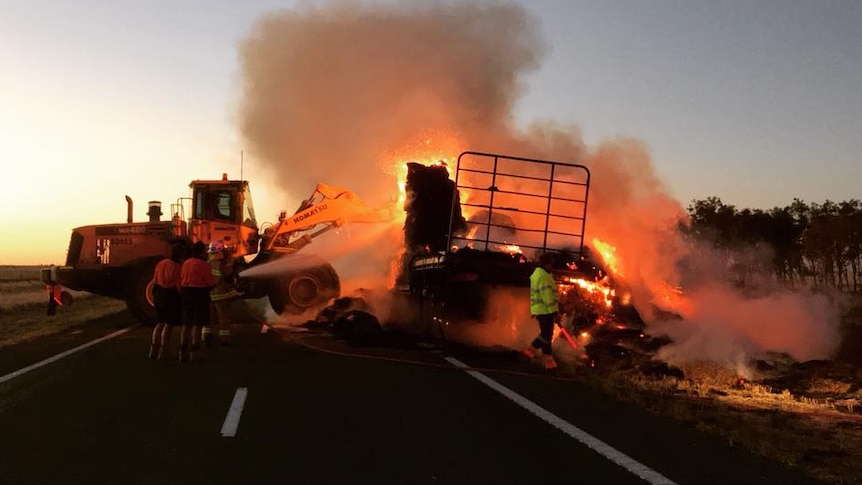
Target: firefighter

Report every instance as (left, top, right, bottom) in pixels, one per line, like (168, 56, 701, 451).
(522, 252, 560, 370)
(204, 239, 241, 346)
(179, 241, 217, 362)
(148, 243, 186, 360)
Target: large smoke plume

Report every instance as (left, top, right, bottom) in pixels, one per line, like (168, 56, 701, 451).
(239, 1, 543, 201)
(238, 0, 841, 368)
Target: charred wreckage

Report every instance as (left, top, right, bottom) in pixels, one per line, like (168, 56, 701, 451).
(317, 152, 671, 372)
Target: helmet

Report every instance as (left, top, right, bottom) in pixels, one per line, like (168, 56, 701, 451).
(208, 240, 226, 253)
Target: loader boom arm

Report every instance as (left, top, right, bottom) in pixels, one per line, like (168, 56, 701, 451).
(263, 183, 394, 254)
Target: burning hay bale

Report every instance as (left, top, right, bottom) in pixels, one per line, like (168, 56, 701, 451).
(550, 251, 679, 374)
(403, 162, 465, 248)
(399, 162, 465, 273)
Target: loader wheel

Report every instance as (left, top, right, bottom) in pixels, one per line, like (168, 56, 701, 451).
(268, 262, 340, 315)
(125, 260, 158, 325)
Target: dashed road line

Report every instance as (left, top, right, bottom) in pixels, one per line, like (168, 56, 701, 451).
(221, 387, 249, 437)
(0, 327, 133, 385)
(444, 356, 677, 485)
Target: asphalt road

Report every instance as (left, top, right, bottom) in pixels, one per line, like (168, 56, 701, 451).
(0, 311, 822, 484)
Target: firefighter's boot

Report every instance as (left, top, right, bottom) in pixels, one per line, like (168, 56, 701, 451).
(543, 355, 558, 370)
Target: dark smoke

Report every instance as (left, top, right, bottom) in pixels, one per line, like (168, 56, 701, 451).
(237, 0, 841, 366)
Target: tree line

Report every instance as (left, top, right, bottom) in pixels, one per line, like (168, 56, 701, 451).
(682, 197, 862, 293)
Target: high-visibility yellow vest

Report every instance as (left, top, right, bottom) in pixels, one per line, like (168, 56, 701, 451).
(529, 266, 559, 315)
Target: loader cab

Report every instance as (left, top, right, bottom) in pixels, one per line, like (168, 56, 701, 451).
(188, 174, 260, 258)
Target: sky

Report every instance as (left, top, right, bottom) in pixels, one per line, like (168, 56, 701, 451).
(1, 0, 860, 266)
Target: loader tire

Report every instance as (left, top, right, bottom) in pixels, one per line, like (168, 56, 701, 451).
(268, 262, 340, 315)
(125, 259, 159, 325)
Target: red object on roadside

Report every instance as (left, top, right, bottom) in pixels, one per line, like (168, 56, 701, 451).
(557, 325, 579, 349)
(47, 285, 63, 305)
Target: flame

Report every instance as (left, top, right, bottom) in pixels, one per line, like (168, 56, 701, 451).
(589, 239, 697, 320)
(562, 276, 616, 308)
(384, 129, 462, 197)
(591, 238, 620, 276)
(499, 244, 522, 255)
(463, 224, 519, 252)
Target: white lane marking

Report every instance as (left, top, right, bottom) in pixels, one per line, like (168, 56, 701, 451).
(0, 327, 133, 385)
(220, 387, 249, 437)
(444, 357, 677, 485)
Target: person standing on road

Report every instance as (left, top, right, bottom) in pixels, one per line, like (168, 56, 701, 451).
(522, 252, 560, 370)
(148, 243, 187, 360)
(204, 239, 241, 346)
(179, 241, 217, 363)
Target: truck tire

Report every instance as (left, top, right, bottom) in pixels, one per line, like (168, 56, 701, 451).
(268, 262, 340, 315)
(125, 260, 159, 325)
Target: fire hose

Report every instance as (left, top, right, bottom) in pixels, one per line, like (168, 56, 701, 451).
(280, 327, 587, 382)
(260, 320, 591, 383)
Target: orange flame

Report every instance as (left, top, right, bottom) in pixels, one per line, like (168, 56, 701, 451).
(383, 129, 465, 218)
(499, 244, 522, 255)
(591, 238, 620, 276)
(462, 224, 522, 254)
(561, 276, 616, 308)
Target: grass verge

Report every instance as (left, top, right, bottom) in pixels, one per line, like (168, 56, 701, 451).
(574, 363, 862, 484)
(0, 296, 127, 349)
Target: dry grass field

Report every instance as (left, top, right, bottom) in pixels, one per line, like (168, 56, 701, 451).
(585, 361, 862, 484)
(0, 265, 126, 348)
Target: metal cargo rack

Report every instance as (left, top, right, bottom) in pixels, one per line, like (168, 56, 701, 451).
(407, 151, 591, 324)
(447, 151, 591, 260)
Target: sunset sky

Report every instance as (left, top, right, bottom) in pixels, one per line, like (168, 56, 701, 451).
(1, 0, 859, 265)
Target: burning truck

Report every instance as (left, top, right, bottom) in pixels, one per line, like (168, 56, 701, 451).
(316, 151, 666, 371)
